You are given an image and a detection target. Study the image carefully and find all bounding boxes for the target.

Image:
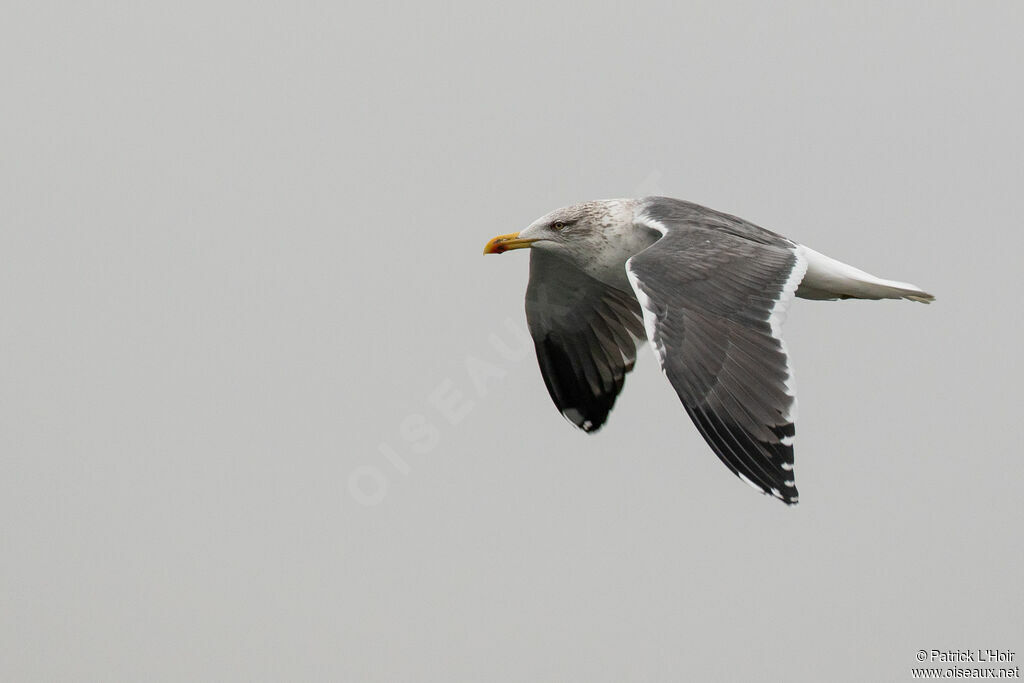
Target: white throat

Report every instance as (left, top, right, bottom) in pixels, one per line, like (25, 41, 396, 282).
(577, 200, 659, 290)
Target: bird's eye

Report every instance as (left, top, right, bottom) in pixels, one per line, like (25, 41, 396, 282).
(551, 221, 566, 230)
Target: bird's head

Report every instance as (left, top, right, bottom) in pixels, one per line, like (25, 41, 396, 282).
(483, 200, 626, 256)
(483, 198, 657, 288)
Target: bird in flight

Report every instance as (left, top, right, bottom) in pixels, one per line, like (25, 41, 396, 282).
(483, 197, 933, 504)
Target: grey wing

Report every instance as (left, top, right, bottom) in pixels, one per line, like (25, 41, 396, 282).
(627, 200, 807, 504)
(526, 249, 646, 432)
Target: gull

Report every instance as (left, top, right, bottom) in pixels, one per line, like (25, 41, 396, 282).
(483, 197, 933, 504)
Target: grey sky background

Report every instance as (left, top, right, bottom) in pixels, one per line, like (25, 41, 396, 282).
(2, 2, 1022, 681)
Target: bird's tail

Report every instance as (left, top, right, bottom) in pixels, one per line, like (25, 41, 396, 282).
(794, 246, 935, 304)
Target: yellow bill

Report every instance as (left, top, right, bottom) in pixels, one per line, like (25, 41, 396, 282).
(483, 232, 537, 255)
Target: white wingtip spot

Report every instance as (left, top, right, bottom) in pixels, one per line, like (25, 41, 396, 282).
(781, 462, 794, 471)
(737, 472, 766, 495)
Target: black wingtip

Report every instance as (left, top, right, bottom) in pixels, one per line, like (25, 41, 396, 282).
(561, 407, 606, 433)
(536, 336, 618, 433)
(739, 474, 799, 505)
(775, 487, 800, 506)
(684, 405, 799, 506)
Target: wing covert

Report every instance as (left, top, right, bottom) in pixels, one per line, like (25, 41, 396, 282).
(626, 199, 807, 503)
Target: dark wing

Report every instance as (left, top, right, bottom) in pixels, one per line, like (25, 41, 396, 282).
(626, 198, 807, 504)
(525, 249, 646, 432)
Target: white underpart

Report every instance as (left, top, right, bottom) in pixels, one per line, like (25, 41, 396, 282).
(797, 245, 931, 302)
(626, 265, 665, 368)
(768, 247, 808, 424)
(625, 213, 670, 369)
